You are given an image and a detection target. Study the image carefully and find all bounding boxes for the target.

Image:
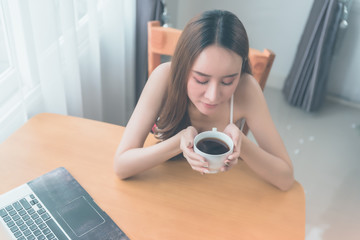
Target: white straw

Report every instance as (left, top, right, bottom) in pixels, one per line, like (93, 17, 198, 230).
(230, 94, 234, 124)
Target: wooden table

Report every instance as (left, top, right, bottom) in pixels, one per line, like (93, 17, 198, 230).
(0, 113, 305, 240)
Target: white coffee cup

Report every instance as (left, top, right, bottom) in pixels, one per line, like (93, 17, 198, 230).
(194, 128, 234, 173)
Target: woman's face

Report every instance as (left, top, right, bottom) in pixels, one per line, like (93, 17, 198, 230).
(187, 45, 243, 116)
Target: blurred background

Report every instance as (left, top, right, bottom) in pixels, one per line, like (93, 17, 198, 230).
(165, 0, 360, 103)
(0, 0, 359, 239)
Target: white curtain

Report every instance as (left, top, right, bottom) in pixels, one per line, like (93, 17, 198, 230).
(0, 0, 135, 142)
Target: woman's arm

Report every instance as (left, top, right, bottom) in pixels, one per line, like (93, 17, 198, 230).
(240, 133, 294, 191)
(114, 62, 183, 179)
(238, 75, 294, 191)
(114, 131, 184, 179)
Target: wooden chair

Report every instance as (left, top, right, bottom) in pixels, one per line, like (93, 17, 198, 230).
(148, 21, 275, 135)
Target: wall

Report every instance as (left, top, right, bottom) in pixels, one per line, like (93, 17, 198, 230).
(164, 0, 360, 104)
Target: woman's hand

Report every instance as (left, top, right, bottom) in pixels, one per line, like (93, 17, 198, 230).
(221, 123, 243, 172)
(180, 126, 210, 174)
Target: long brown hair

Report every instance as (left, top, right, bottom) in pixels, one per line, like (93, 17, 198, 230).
(155, 10, 251, 140)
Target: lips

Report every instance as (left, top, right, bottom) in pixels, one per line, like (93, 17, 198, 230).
(203, 102, 217, 109)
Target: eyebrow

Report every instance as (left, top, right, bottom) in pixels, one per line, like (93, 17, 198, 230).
(192, 70, 239, 78)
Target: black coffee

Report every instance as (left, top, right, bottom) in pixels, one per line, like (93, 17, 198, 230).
(196, 138, 230, 155)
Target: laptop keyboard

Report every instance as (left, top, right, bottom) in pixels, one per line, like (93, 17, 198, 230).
(0, 194, 61, 240)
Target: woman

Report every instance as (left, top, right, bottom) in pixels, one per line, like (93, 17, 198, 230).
(114, 10, 294, 191)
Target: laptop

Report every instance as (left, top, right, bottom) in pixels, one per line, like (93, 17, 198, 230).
(0, 167, 129, 240)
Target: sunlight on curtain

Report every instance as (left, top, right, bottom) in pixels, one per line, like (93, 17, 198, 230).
(0, 0, 135, 142)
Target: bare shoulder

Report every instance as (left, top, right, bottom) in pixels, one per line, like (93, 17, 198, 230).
(137, 61, 172, 110)
(141, 62, 171, 105)
(148, 62, 171, 84)
(238, 73, 261, 91)
(117, 62, 172, 150)
(236, 73, 264, 107)
(155, 61, 171, 72)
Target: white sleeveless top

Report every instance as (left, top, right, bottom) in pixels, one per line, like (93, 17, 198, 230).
(230, 94, 246, 131)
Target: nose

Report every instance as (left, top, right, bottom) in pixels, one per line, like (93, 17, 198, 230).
(204, 82, 219, 102)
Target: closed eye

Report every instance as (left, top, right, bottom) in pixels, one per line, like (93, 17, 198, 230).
(221, 78, 235, 86)
(194, 77, 208, 85)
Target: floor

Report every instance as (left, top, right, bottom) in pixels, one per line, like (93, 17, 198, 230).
(249, 87, 360, 240)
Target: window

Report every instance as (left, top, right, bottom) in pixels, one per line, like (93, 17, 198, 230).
(0, 6, 11, 74)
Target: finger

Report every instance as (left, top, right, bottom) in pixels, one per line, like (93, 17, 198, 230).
(220, 166, 228, 172)
(184, 135, 194, 148)
(224, 155, 236, 166)
(226, 152, 240, 162)
(185, 126, 198, 143)
(225, 156, 239, 166)
(180, 128, 196, 150)
(183, 153, 209, 173)
(186, 157, 209, 168)
(222, 156, 239, 172)
(180, 139, 193, 150)
(224, 123, 241, 140)
(230, 133, 239, 147)
(185, 149, 207, 163)
(191, 166, 210, 174)
(182, 149, 208, 167)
